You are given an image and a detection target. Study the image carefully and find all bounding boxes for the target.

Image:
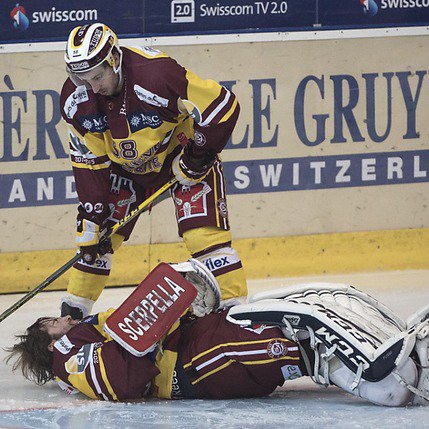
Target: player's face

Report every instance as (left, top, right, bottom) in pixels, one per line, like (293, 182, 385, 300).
(77, 62, 120, 97)
(42, 316, 78, 339)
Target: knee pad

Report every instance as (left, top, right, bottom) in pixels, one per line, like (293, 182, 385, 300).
(195, 246, 247, 304)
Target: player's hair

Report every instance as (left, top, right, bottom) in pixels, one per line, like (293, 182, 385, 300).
(4, 317, 55, 385)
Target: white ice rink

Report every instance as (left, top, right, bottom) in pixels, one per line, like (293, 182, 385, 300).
(0, 270, 428, 429)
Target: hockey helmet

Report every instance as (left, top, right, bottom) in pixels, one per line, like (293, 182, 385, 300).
(65, 23, 122, 75)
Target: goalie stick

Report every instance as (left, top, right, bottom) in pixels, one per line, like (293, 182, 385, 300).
(0, 177, 177, 323)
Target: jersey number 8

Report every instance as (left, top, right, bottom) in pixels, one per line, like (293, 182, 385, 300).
(112, 140, 138, 160)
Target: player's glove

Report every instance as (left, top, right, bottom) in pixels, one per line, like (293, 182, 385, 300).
(172, 144, 217, 186)
(76, 218, 113, 265)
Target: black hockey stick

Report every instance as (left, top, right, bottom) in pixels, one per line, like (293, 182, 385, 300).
(0, 177, 177, 323)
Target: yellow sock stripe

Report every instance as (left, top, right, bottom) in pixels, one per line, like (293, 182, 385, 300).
(97, 348, 118, 401)
(183, 338, 281, 369)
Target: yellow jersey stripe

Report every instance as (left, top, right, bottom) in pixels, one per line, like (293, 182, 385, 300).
(242, 356, 300, 365)
(219, 97, 238, 124)
(183, 338, 280, 369)
(191, 360, 235, 385)
(97, 348, 118, 401)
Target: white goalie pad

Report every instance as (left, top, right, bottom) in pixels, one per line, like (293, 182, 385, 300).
(227, 283, 415, 382)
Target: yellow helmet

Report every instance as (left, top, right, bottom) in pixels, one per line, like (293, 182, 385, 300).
(65, 23, 122, 74)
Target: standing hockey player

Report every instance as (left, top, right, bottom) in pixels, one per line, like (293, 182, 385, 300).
(60, 23, 247, 319)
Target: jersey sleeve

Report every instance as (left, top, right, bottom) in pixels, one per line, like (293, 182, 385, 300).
(68, 124, 112, 225)
(60, 79, 112, 225)
(160, 59, 240, 157)
(182, 69, 240, 156)
(53, 321, 160, 401)
(81, 308, 116, 340)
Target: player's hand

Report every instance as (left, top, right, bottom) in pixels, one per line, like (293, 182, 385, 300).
(76, 218, 113, 264)
(172, 144, 216, 186)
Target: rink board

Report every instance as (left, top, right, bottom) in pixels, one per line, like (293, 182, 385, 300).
(0, 227, 428, 294)
(0, 35, 428, 293)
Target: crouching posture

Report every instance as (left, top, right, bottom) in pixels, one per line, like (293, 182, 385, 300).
(6, 265, 429, 406)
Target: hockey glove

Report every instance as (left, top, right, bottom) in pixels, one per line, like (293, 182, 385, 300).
(76, 218, 113, 265)
(172, 144, 217, 186)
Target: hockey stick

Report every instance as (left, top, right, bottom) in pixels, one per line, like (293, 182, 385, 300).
(0, 177, 177, 323)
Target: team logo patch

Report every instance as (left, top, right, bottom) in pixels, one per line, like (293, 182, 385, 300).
(79, 114, 109, 133)
(172, 182, 212, 222)
(217, 198, 228, 218)
(128, 110, 162, 132)
(194, 130, 206, 147)
(267, 340, 289, 359)
(108, 174, 137, 222)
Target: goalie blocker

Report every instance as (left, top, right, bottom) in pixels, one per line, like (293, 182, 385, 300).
(227, 283, 429, 407)
(104, 260, 221, 357)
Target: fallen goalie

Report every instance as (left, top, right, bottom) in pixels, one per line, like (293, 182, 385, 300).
(6, 261, 429, 406)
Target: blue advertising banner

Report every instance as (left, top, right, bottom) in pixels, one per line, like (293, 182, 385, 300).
(1, 1, 428, 44)
(145, 0, 317, 34)
(0, 1, 143, 44)
(1, 150, 428, 208)
(320, 0, 429, 28)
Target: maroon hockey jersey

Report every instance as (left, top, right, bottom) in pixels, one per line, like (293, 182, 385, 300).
(60, 46, 239, 227)
(52, 310, 302, 401)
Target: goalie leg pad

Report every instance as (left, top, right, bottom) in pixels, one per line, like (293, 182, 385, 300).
(409, 311, 429, 405)
(327, 356, 417, 406)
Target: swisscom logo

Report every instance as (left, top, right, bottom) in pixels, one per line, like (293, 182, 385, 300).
(9, 3, 98, 32)
(360, 0, 379, 15)
(10, 3, 29, 31)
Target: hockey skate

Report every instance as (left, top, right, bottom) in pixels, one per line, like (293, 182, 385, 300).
(60, 294, 95, 320)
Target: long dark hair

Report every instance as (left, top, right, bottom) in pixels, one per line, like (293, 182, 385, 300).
(4, 317, 55, 385)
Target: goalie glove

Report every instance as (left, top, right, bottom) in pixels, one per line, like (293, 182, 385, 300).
(172, 144, 217, 186)
(76, 217, 113, 265)
(170, 258, 221, 317)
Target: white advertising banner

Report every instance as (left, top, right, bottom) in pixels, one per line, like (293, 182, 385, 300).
(0, 36, 428, 253)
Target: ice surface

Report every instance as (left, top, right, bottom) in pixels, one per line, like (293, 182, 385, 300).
(0, 270, 428, 429)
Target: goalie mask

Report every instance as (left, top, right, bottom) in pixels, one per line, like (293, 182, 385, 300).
(65, 23, 123, 88)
